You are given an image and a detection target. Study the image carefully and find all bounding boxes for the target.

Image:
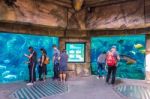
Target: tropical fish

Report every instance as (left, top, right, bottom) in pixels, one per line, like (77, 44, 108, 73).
(134, 44, 143, 49)
(139, 49, 146, 54)
(120, 55, 136, 65)
(4, 74, 17, 79)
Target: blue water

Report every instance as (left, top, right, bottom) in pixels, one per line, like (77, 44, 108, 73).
(91, 35, 146, 79)
(0, 32, 59, 83)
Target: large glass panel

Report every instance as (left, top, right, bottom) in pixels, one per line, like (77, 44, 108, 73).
(91, 35, 145, 79)
(0, 32, 59, 83)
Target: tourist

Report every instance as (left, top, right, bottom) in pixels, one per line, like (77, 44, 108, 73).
(106, 46, 120, 85)
(59, 49, 68, 82)
(53, 45, 60, 80)
(146, 48, 150, 83)
(97, 51, 106, 79)
(39, 48, 48, 81)
(24, 46, 37, 86)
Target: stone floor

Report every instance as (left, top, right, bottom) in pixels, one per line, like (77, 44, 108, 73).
(0, 76, 150, 99)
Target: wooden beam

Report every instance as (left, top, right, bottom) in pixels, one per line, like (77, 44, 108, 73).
(45, 0, 72, 8)
(85, 0, 137, 7)
(0, 21, 64, 37)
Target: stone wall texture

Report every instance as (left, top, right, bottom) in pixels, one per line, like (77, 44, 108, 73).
(0, 0, 150, 30)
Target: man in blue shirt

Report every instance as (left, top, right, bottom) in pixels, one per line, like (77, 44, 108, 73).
(53, 45, 60, 80)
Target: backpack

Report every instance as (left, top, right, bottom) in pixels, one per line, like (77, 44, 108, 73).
(106, 52, 117, 66)
(44, 56, 50, 64)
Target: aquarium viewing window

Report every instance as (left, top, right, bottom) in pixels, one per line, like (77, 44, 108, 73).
(0, 32, 59, 83)
(91, 35, 145, 80)
(65, 42, 85, 63)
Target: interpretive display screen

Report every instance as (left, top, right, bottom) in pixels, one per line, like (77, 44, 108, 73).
(66, 43, 85, 62)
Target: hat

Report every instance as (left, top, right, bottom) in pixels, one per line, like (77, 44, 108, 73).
(111, 45, 116, 49)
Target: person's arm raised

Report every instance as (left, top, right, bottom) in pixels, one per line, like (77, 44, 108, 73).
(24, 53, 33, 59)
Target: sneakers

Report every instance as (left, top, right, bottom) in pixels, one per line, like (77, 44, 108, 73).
(26, 82, 33, 86)
(102, 76, 105, 79)
(96, 76, 100, 79)
(97, 76, 105, 80)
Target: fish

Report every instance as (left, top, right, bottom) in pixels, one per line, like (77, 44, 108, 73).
(134, 44, 143, 49)
(120, 55, 136, 65)
(139, 49, 146, 54)
(117, 40, 124, 44)
(3, 59, 10, 64)
(4, 74, 17, 79)
(2, 71, 10, 77)
(130, 51, 136, 55)
(0, 65, 6, 69)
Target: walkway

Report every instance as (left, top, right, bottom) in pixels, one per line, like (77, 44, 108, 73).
(0, 76, 150, 99)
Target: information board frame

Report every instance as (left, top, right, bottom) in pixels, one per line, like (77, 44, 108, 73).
(65, 42, 86, 63)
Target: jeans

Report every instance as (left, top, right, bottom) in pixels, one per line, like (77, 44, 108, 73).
(106, 66, 117, 84)
(28, 62, 36, 83)
(97, 63, 106, 76)
(53, 63, 59, 79)
(39, 65, 43, 80)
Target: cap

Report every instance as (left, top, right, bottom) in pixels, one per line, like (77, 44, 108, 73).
(111, 45, 116, 49)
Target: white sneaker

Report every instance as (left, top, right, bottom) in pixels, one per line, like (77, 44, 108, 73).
(26, 83, 33, 86)
(96, 76, 99, 79)
(102, 76, 105, 79)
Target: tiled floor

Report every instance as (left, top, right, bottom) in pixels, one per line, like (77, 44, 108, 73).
(0, 76, 149, 99)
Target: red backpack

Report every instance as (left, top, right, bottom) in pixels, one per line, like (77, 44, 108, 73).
(106, 52, 117, 66)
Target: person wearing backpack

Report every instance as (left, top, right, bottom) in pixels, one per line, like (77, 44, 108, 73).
(106, 46, 120, 85)
(39, 48, 48, 81)
(97, 51, 106, 79)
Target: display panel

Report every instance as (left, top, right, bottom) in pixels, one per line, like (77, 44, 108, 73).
(0, 32, 59, 83)
(66, 43, 85, 62)
(91, 35, 145, 79)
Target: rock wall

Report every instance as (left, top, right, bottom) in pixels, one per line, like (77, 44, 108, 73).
(0, 0, 67, 27)
(86, 0, 146, 29)
(0, 0, 150, 30)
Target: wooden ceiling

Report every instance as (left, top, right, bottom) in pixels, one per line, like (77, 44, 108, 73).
(46, 0, 136, 8)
